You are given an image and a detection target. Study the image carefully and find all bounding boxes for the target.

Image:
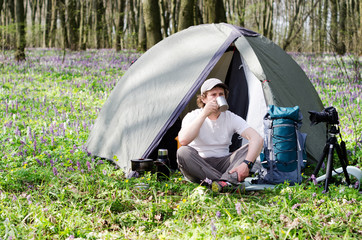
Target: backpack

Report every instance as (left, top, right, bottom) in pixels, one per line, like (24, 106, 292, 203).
(257, 105, 307, 185)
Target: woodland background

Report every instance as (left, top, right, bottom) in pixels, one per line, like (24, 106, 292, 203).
(1, 0, 361, 61)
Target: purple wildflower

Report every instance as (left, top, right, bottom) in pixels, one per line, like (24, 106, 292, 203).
(77, 161, 82, 171)
(235, 202, 241, 215)
(216, 211, 221, 218)
(12, 195, 17, 201)
(53, 167, 58, 176)
(103, 169, 107, 176)
(346, 211, 352, 218)
(292, 203, 301, 210)
(27, 195, 32, 204)
(310, 174, 317, 185)
(86, 161, 92, 172)
(354, 181, 359, 189)
(312, 192, 317, 197)
(210, 219, 217, 238)
(36, 158, 42, 166)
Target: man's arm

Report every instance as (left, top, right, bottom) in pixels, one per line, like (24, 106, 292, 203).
(229, 127, 263, 182)
(177, 101, 219, 146)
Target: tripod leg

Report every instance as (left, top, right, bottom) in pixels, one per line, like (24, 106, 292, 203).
(312, 143, 329, 178)
(324, 144, 334, 192)
(335, 143, 351, 185)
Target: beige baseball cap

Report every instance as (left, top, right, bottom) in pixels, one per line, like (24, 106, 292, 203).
(200, 78, 228, 94)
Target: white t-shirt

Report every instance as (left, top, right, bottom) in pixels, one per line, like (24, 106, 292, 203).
(182, 109, 250, 158)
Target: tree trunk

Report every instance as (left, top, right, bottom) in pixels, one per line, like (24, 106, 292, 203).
(159, 0, 169, 38)
(42, 0, 52, 48)
(310, 0, 315, 52)
(330, 0, 338, 53)
(178, 0, 194, 32)
(86, 0, 92, 48)
(30, 0, 37, 24)
(336, 0, 347, 54)
(15, 0, 26, 61)
(204, 0, 226, 23)
(93, 0, 105, 49)
(142, 0, 162, 49)
(48, 0, 57, 47)
(127, 0, 136, 35)
(8, 0, 15, 21)
(57, 0, 68, 49)
(137, 0, 146, 51)
(116, 0, 125, 51)
(170, 0, 178, 34)
(79, 0, 86, 50)
(68, 0, 78, 50)
(236, 0, 246, 26)
(321, 0, 328, 52)
(263, 0, 273, 39)
(6, 0, 16, 49)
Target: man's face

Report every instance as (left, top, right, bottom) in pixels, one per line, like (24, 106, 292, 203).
(202, 86, 225, 104)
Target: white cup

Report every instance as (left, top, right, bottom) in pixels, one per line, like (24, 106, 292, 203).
(216, 96, 229, 112)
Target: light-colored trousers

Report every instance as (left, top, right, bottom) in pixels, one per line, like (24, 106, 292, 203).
(177, 144, 249, 184)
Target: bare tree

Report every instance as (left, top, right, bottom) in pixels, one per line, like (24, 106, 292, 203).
(337, 0, 347, 55)
(330, 0, 338, 52)
(67, 0, 78, 50)
(15, 0, 26, 61)
(203, 0, 226, 23)
(137, 0, 146, 51)
(142, 0, 162, 49)
(263, 0, 273, 39)
(48, 0, 57, 47)
(79, 0, 87, 50)
(42, 0, 52, 48)
(57, 0, 69, 49)
(178, 0, 194, 31)
(115, 0, 126, 51)
(2, 0, 361, 53)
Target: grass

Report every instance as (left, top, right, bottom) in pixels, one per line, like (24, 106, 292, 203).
(0, 49, 361, 239)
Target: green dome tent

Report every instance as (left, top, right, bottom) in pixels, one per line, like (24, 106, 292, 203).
(86, 23, 325, 171)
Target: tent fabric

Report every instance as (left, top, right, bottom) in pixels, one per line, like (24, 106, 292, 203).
(86, 23, 325, 171)
(244, 35, 326, 160)
(86, 24, 241, 170)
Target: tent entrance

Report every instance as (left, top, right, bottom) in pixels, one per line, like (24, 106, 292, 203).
(149, 48, 251, 165)
(225, 48, 249, 151)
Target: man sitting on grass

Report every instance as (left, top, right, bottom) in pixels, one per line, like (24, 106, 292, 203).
(177, 78, 263, 192)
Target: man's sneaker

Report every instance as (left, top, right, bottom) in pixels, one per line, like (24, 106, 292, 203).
(211, 181, 246, 194)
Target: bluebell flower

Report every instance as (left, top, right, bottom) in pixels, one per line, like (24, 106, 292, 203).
(53, 167, 58, 176)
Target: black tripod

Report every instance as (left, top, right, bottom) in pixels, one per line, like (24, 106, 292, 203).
(312, 124, 351, 192)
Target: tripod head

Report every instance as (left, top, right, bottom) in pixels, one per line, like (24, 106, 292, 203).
(326, 124, 340, 138)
